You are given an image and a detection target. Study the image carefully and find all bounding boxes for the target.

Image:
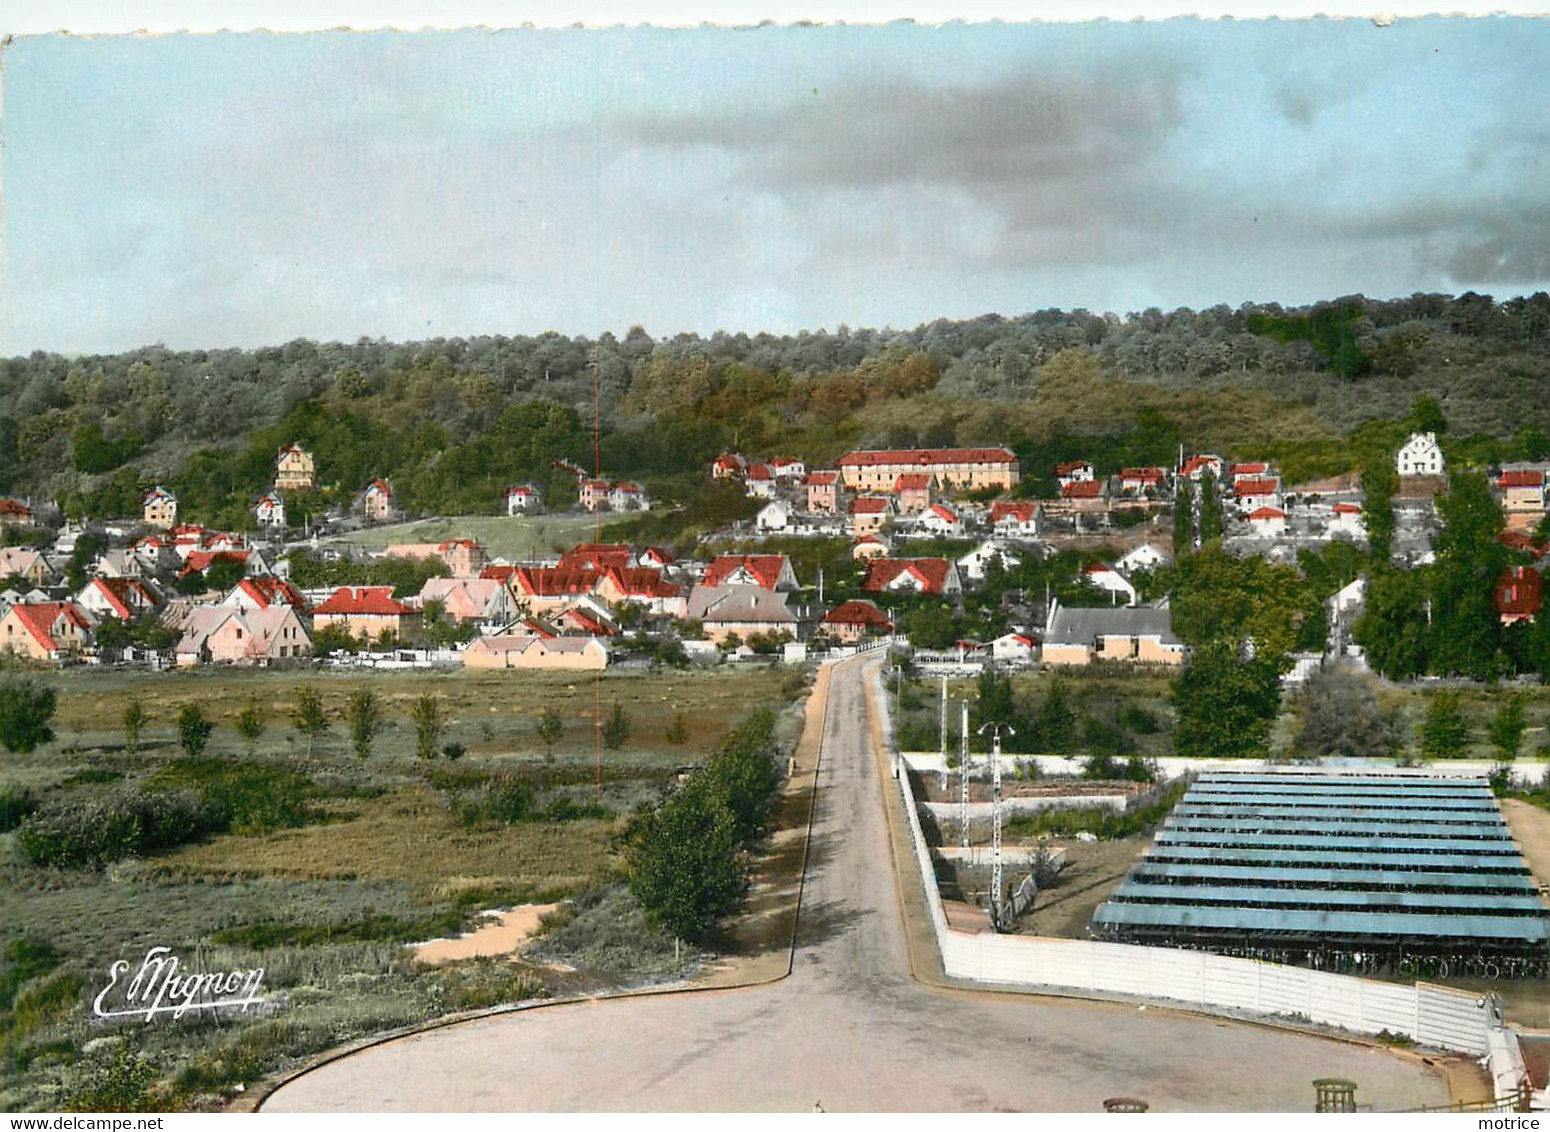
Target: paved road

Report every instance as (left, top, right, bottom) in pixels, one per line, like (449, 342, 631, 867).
(266, 656, 1447, 1112)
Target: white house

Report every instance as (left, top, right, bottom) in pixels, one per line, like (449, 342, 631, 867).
(504, 484, 541, 514)
(915, 502, 963, 537)
(1397, 432, 1445, 477)
(1328, 502, 1366, 539)
(1054, 461, 1095, 489)
(956, 540, 1021, 583)
(756, 499, 795, 533)
(743, 463, 778, 499)
(991, 631, 1037, 665)
(1079, 561, 1138, 605)
(1116, 543, 1171, 573)
(1246, 506, 1288, 538)
(769, 457, 806, 482)
(608, 482, 650, 511)
(254, 491, 286, 530)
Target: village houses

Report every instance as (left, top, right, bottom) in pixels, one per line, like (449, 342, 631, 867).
(274, 444, 317, 490)
(142, 486, 178, 529)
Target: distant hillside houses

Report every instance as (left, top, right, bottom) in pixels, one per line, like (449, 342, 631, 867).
(503, 483, 541, 514)
(835, 447, 1019, 492)
(1397, 432, 1445, 477)
(274, 444, 316, 490)
(361, 479, 395, 520)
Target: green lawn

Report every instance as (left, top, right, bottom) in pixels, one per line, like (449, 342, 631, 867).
(317, 512, 630, 561)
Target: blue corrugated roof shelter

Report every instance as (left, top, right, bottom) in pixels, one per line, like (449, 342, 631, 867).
(1090, 771, 1550, 969)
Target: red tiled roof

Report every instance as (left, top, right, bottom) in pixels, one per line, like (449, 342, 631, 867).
(771, 457, 802, 469)
(1054, 460, 1090, 475)
(367, 478, 392, 494)
(1496, 567, 1542, 620)
(1499, 470, 1545, 488)
(235, 577, 306, 610)
(836, 447, 1016, 468)
(0, 499, 32, 520)
(991, 500, 1039, 523)
(602, 567, 681, 599)
(179, 550, 250, 577)
(893, 474, 932, 491)
(1082, 561, 1116, 575)
(1062, 480, 1103, 499)
(6, 603, 89, 652)
(746, 463, 773, 481)
(1248, 507, 1287, 520)
(558, 544, 632, 572)
(641, 546, 675, 566)
(511, 567, 599, 597)
(559, 608, 614, 636)
(437, 539, 480, 553)
(1177, 456, 1222, 476)
(1234, 478, 1280, 497)
(804, 471, 840, 486)
(1120, 466, 1165, 482)
(504, 484, 535, 497)
(312, 586, 410, 616)
(91, 577, 158, 618)
(1230, 462, 1269, 476)
(850, 496, 890, 514)
(1332, 503, 1363, 515)
(481, 565, 518, 582)
(927, 503, 958, 522)
(1499, 532, 1549, 558)
(860, 557, 952, 595)
(703, 555, 789, 590)
(712, 454, 743, 471)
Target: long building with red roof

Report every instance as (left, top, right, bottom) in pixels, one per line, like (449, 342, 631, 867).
(834, 447, 1018, 493)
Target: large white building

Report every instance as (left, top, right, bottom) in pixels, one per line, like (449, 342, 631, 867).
(1396, 432, 1445, 477)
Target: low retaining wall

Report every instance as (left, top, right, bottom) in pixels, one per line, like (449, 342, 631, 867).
(876, 672, 1494, 1055)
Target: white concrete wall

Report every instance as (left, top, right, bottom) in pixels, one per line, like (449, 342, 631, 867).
(876, 678, 1494, 1054)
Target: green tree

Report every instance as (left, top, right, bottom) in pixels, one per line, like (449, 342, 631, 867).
(1421, 691, 1469, 760)
(291, 686, 329, 756)
(175, 704, 214, 758)
(1488, 695, 1527, 762)
(0, 679, 57, 754)
(702, 708, 781, 841)
(601, 701, 631, 750)
(665, 713, 690, 746)
(1353, 568, 1431, 679)
(1173, 477, 1194, 556)
(1170, 641, 1282, 759)
(1197, 469, 1222, 543)
(122, 699, 147, 756)
(1410, 394, 1448, 436)
(234, 698, 265, 754)
(1032, 678, 1078, 754)
(624, 775, 741, 944)
(204, 556, 247, 593)
(346, 689, 383, 760)
(1291, 666, 1391, 760)
(535, 706, 565, 753)
(1430, 472, 1507, 679)
(410, 693, 444, 760)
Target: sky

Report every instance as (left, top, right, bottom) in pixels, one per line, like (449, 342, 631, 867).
(3, 15, 1549, 354)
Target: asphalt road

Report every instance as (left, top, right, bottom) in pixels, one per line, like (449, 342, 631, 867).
(265, 656, 1448, 1113)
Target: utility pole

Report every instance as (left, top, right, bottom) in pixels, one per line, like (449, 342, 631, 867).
(939, 674, 948, 792)
(979, 721, 1016, 931)
(959, 700, 970, 850)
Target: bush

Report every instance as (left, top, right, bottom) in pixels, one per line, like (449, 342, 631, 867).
(1117, 704, 1162, 734)
(65, 1045, 162, 1113)
(624, 775, 742, 944)
(0, 786, 38, 832)
(601, 702, 630, 750)
(17, 788, 229, 868)
(0, 678, 57, 754)
(176, 704, 214, 758)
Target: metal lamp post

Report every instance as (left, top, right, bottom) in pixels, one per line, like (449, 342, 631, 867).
(978, 720, 1016, 931)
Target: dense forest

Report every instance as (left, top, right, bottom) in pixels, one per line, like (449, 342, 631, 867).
(4, 292, 1550, 532)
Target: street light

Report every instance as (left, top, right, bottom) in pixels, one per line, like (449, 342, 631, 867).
(978, 720, 1017, 932)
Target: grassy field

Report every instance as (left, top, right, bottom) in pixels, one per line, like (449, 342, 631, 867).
(0, 665, 806, 1112)
(315, 512, 628, 561)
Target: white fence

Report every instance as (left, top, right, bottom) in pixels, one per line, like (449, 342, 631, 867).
(872, 666, 1494, 1055)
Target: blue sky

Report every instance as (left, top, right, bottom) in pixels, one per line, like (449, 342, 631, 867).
(3, 18, 1548, 354)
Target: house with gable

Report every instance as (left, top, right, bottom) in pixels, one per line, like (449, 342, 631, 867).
(221, 576, 309, 614)
(595, 567, 686, 617)
(851, 533, 893, 561)
(504, 484, 541, 515)
(756, 499, 795, 533)
(893, 474, 934, 516)
(710, 453, 746, 480)
(769, 457, 806, 482)
(991, 632, 1037, 665)
(1118, 467, 1167, 496)
(254, 491, 286, 530)
(1116, 543, 1171, 574)
(74, 577, 162, 622)
(1079, 561, 1138, 605)
(1397, 432, 1445, 478)
(1233, 477, 1282, 514)
(849, 495, 893, 537)
(361, 479, 395, 521)
(559, 543, 635, 572)
(916, 502, 963, 537)
(172, 605, 311, 666)
(463, 633, 609, 671)
(0, 602, 94, 662)
(818, 599, 893, 644)
(0, 499, 34, 530)
(804, 471, 844, 515)
(1054, 461, 1095, 490)
(702, 554, 799, 592)
(418, 577, 520, 624)
(1498, 468, 1547, 519)
(311, 586, 419, 641)
(835, 447, 1018, 493)
(1496, 566, 1542, 626)
(1328, 503, 1366, 539)
(686, 585, 799, 645)
(743, 463, 778, 499)
(142, 486, 178, 529)
(1246, 506, 1288, 538)
(860, 557, 962, 598)
(0, 548, 58, 588)
(957, 540, 1021, 584)
(274, 444, 316, 490)
(609, 482, 649, 511)
(990, 500, 1041, 538)
(1176, 454, 1225, 483)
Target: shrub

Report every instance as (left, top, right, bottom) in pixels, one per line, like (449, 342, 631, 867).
(0, 678, 57, 754)
(16, 788, 230, 867)
(601, 702, 630, 750)
(665, 713, 690, 746)
(1117, 704, 1162, 734)
(410, 693, 444, 760)
(291, 687, 329, 755)
(122, 700, 147, 755)
(65, 1045, 162, 1113)
(175, 704, 214, 759)
(346, 689, 383, 760)
(234, 698, 266, 754)
(0, 786, 38, 833)
(443, 742, 466, 761)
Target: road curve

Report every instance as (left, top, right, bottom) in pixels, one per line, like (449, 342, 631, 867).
(265, 656, 1447, 1112)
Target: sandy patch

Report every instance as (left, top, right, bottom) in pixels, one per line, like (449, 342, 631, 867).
(410, 903, 558, 965)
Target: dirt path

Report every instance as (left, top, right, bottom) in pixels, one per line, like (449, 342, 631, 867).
(410, 905, 558, 965)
